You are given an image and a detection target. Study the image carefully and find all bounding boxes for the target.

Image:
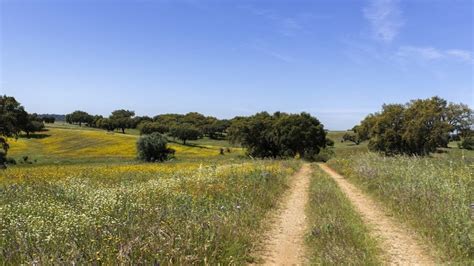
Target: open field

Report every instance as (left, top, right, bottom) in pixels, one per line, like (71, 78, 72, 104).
(0, 159, 299, 264)
(8, 125, 244, 165)
(326, 131, 369, 157)
(2, 124, 473, 264)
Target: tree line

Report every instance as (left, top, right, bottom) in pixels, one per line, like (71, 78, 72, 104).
(2, 94, 472, 167)
(65, 110, 231, 144)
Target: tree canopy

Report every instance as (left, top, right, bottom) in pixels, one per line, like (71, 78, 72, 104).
(228, 112, 327, 160)
(169, 124, 202, 145)
(109, 109, 135, 134)
(355, 96, 473, 155)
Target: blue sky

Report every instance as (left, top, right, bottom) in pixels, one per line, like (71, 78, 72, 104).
(1, 0, 472, 130)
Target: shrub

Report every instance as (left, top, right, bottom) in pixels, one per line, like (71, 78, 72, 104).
(136, 133, 175, 162)
(6, 157, 16, 165)
(306, 148, 334, 162)
(458, 136, 474, 150)
(326, 138, 335, 147)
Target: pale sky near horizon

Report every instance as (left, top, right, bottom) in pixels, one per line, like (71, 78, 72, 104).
(1, 0, 473, 130)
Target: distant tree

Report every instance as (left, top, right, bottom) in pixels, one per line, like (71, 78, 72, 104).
(109, 109, 135, 133)
(354, 114, 377, 143)
(445, 103, 473, 138)
(402, 97, 451, 153)
(181, 112, 210, 129)
(228, 112, 280, 158)
(228, 112, 327, 160)
(202, 119, 231, 139)
(22, 118, 45, 137)
(132, 116, 153, 128)
(458, 136, 474, 150)
(136, 133, 175, 162)
(66, 110, 93, 126)
(342, 133, 360, 145)
(0, 95, 29, 167)
(353, 96, 469, 156)
(169, 124, 202, 145)
(153, 114, 183, 128)
(42, 116, 56, 123)
(273, 112, 327, 159)
(96, 118, 116, 131)
(90, 115, 103, 128)
(138, 121, 169, 135)
(326, 138, 335, 147)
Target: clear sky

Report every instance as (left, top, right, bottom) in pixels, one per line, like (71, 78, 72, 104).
(1, 0, 472, 130)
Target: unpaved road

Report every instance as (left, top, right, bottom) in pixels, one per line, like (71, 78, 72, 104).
(258, 163, 311, 265)
(318, 163, 435, 265)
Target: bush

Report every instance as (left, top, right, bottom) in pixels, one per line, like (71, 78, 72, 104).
(458, 137, 474, 150)
(306, 148, 335, 162)
(136, 133, 175, 162)
(6, 157, 16, 165)
(325, 138, 335, 147)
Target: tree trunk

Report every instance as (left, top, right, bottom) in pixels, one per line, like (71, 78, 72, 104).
(122, 128, 125, 134)
(183, 139, 186, 145)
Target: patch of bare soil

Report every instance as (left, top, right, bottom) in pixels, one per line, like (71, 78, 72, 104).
(257, 163, 312, 266)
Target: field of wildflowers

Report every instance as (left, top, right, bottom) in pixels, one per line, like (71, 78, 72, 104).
(328, 152, 473, 262)
(8, 127, 243, 164)
(0, 160, 299, 264)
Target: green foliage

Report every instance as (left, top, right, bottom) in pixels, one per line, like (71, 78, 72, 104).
(0, 95, 27, 138)
(138, 121, 169, 135)
(0, 137, 9, 168)
(41, 116, 56, 123)
(342, 133, 360, 144)
(325, 138, 335, 147)
(328, 153, 473, 262)
(458, 136, 474, 150)
(0, 95, 29, 167)
(308, 148, 334, 162)
(109, 109, 135, 133)
(66, 110, 93, 126)
(228, 112, 327, 160)
(132, 116, 153, 128)
(306, 166, 380, 264)
(136, 133, 175, 162)
(22, 114, 45, 137)
(357, 97, 472, 156)
(202, 119, 230, 139)
(169, 124, 202, 145)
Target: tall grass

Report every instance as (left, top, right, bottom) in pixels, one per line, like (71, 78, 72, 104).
(0, 160, 299, 264)
(305, 165, 381, 265)
(328, 153, 473, 263)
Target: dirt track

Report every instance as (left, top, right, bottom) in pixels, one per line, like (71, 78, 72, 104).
(318, 163, 434, 265)
(258, 163, 311, 265)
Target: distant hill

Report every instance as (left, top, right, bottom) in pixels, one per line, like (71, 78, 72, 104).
(37, 114, 66, 121)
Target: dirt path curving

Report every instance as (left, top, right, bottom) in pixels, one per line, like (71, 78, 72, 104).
(257, 163, 312, 266)
(318, 163, 435, 265)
